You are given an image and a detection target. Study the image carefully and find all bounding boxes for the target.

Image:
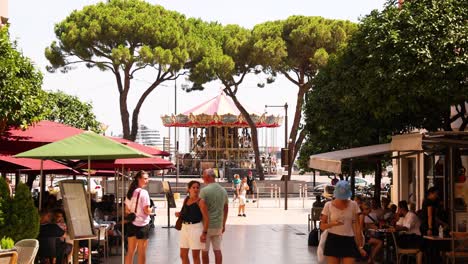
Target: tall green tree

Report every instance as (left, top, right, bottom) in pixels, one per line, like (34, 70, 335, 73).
(0, 26, 46, 133)
(45, 0, 204, 140)
(338, 0, 467, 132)
(252, 16, 357, 177)
(44, 90, 103, 133)
(0, 177, 11, 239)
(188, 23, 268, 179)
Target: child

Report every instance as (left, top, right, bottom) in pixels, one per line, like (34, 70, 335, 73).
(233, 174, 241, 202)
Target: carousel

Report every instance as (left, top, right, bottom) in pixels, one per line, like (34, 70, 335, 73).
(161, 92, 282, 175)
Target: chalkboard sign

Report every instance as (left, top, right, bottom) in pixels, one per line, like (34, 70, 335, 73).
(59, 180, 96, 240)
(162, 181, 176, 208)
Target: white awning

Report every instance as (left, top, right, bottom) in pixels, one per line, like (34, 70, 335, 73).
(308, 143, 391, 174)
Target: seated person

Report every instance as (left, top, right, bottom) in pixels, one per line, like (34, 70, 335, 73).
(390, 200, 423, 263)
(368, 198, 384, 224)
(313, 195, 325, 208)
(360, 201, 383, 264)
(382, 197, 394, 221)
(38, 209, 72, 263)
(52, 209, 73, 263)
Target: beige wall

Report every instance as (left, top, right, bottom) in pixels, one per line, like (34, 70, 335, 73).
(392, 152, 424, 210)
(0, 0, 7, 26)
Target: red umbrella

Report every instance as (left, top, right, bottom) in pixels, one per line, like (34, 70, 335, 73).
(0, 121, 83, 155)
(109, 137, 170, 156)
(0, 155, 77, 174)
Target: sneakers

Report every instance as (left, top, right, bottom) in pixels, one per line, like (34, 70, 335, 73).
(253, 200, 256, 203)
(246, 200, 249, 203)
(238, 214, 242, 217)
(242, 214, 246, 217)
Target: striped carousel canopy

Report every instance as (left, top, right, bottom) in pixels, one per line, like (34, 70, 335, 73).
(161, 92, 282, 128)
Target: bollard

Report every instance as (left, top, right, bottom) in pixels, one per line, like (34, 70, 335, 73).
(278, 187, 281, 208)
(299, 183, 302, 199)
(302, 184, 307, 208)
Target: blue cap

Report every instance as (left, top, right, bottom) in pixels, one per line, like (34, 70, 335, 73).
(334, 180, 352, 199)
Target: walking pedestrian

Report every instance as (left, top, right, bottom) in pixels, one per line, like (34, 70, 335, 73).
(246, 171, 257, 203)
(200, 168, 228, 264)
(124, 171, 153, 264)
(232, 174, 241, 203)
(237, 177, 249, 217)
(320, 180, 366, 263)
(176, 181, 209, 264)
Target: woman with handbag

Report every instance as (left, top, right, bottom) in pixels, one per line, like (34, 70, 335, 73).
(124, 170, 153, 264)
(175, 180, 209, 264)
(319, 180, 366, 264)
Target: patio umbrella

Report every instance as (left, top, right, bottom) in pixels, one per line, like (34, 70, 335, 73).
(15, 131, 151, 264)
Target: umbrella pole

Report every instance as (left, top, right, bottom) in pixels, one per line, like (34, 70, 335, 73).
(88, 157, 92, 264)
(121, 165, 125, 264)
(39, 160, 44, 211)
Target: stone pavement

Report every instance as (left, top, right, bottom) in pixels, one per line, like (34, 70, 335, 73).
(106, 197, 318, 264)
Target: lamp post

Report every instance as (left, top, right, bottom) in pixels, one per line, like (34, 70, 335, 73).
(265, 103, 289, 210)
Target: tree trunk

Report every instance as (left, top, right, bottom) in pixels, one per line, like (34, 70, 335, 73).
(224, 88, 265, 180)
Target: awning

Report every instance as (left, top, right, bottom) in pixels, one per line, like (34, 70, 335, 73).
(308, 143, 391, 174)
(0, 155, 76, 174)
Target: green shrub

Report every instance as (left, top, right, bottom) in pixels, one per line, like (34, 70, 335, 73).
(0, 178, 12, 239)
(8, 183, 39, 241)
(0, 236, 14, 249)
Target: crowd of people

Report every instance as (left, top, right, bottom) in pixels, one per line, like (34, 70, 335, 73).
(318, 181, 452, 264)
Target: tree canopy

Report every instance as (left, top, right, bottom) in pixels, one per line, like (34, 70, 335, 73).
(45, 0, 206, 140)
(251, 16, 357, 174)
(0, 27, 46, 133)
(44, 90, 103, 133)
(299, 0, 468, 172)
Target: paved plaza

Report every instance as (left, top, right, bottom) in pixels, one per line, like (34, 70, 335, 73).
(107, 197, 318, 264)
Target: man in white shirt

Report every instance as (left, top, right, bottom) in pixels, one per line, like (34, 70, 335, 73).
(393, 200, 423, 264)
(395, 200, 421, 235)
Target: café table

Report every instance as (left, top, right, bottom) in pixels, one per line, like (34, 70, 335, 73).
(423, 235, 464, 264)
(368, 228, 396, 263)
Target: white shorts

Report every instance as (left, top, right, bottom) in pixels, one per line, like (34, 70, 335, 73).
(204, 228, 223, 251)
(180, 222, 205, 250)
(239, 195, 246, 205)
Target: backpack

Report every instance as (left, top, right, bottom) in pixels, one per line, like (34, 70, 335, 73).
(308, 227, 320, 246)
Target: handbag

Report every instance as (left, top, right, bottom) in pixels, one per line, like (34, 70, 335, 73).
(125, 191, 141, 223)
(175, 197, 189, 231)
(317, 229, 328, 263)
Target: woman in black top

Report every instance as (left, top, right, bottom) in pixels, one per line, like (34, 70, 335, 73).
(421, 187, 440, 235)
(175, 181, 209, 264)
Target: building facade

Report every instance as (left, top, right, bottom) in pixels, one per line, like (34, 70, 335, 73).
(135, 124, 162, 148)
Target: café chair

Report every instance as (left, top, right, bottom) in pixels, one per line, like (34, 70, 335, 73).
(14, 239, 39, 264)
(391, 232, 422, 264)
(0, 250, 18, 264)
(308, 207, 322, 231)
(444, 232, 468, 264)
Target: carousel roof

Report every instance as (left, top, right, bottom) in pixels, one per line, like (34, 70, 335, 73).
(161, 92, 282, 128)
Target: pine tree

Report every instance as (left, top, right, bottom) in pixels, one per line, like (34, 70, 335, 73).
(0, 178, 11, 238)
(9, 183, 39, 241)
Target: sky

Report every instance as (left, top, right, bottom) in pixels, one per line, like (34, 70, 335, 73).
(7, 0, 387, 152)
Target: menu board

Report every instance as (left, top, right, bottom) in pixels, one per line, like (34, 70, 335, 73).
(59, 180, 96, 240)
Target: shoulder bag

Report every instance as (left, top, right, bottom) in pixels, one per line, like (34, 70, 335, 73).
(125, 191, 141, 223)
(175, 196, 190, 231)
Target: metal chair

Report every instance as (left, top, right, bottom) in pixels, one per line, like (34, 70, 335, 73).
(308, 207, 323, 231)
(391, 232, 422, 264)
(14, 239, 39, 264)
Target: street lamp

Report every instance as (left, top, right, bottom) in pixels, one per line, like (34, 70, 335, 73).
(265, 103, 289, 210)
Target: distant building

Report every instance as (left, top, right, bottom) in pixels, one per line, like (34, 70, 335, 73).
(135, 124, 162, 148)
(0, 0, 8, 27)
